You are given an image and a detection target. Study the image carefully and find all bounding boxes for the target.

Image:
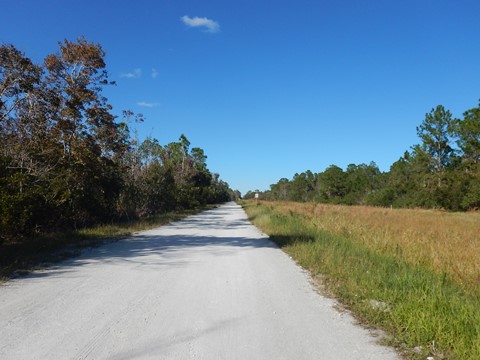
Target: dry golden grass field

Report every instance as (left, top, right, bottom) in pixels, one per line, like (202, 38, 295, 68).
(270, 201, 480, 292)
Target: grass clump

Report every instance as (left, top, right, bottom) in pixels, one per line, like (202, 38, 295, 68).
(240, 200, 480, 359)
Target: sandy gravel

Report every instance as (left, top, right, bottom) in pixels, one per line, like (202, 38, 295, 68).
(0, 202, 399, 359)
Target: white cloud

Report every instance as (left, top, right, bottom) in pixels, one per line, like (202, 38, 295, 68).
(181, 15, 220, 33)
(137, 101, 160, 108)
(120, 68, 142, 78)
(151, 68, 159, 79)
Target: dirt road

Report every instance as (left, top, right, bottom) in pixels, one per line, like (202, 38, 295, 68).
(0, 202, 399, 359)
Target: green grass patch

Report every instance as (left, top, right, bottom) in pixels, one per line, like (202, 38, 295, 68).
(240, 201, 480, 359)
(0, 207, 210, 282)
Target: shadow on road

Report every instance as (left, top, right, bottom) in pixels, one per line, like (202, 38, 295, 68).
(8, 204, 276, 281)
(76, 233, 276, 269)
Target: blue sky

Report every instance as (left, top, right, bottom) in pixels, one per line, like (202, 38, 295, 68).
(2, 1, 479, 194)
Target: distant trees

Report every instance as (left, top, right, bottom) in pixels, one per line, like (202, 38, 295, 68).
(0, 38, 234, 245)
(453, 102, 480, 166)
(116, 134, 233, 220)
(255, 101, 480, 211)
(452, 102, 480, 209)
(416, 105, 455, 173)
(263, 162, 382, 205)
(316, 165, 347, 202)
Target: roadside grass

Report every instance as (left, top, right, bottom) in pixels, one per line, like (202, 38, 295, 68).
(0, 207, 210, 282)
(240, 200, 480, 360)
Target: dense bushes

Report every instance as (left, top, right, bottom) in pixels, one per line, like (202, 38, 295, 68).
(0, 38, 235, 245)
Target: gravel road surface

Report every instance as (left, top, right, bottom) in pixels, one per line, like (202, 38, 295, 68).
(0, 202, 399, 359)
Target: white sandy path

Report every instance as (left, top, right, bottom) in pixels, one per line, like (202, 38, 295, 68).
(0, 202, 399, 359)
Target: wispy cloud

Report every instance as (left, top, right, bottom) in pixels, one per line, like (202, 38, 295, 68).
(181, 15, 220, 33)
(151, 68, 159, 79)
(120, 68, 142, 78)
(137, 101, 160, 108)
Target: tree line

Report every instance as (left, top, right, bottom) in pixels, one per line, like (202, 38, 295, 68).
(0, 38, 236, 245)
(245, 102, 480, 211)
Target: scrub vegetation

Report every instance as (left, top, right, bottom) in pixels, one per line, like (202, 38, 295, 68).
(241, 200, 480, 359)
(0, 38, 237, 274)
(0, 38, 237, 241)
